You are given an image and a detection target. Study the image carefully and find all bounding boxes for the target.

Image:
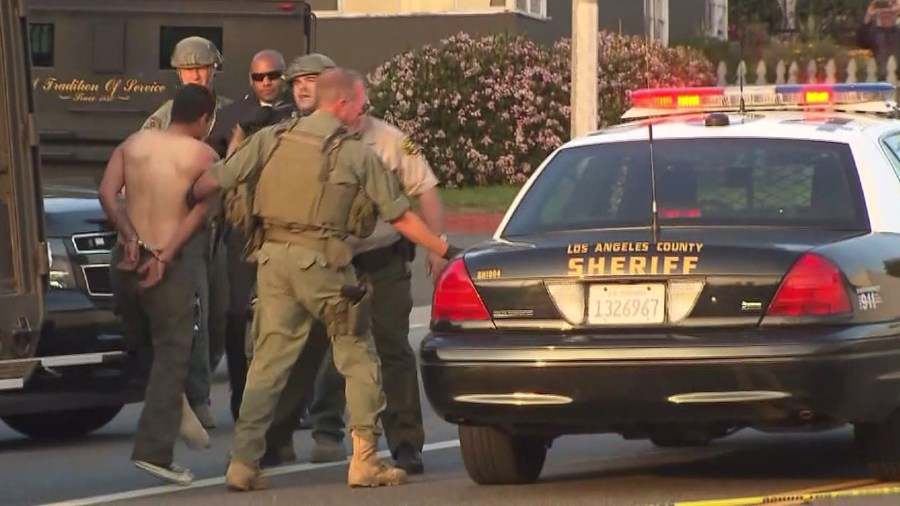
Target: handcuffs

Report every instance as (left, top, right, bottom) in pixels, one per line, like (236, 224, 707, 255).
(125, 236, 167, 264)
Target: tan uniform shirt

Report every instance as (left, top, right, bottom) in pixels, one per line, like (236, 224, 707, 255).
(210, 110, 411, 231)
(345, 116, 439, 255)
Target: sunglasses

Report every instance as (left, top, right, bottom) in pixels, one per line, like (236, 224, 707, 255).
(251, 71, 283, 82)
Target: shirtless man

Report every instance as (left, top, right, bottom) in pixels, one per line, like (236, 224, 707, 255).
(99, 83, 220, 486)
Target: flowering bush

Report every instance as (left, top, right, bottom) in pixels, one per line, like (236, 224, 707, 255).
(367, 31, 715, 187)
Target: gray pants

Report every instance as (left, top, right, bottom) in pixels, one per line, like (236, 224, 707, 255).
(111, 238, 201, 465)
(223, 226, 258, 420)
(185, 225, 229, 409)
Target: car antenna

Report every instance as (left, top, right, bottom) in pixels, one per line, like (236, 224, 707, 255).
(648, 122, 660, 244)
(644, 14, 659, 244)
(737, 0, 746, 114)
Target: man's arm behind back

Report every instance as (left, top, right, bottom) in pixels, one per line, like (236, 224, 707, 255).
(345, 142, 448, 258)
(157, 143, 220, 263)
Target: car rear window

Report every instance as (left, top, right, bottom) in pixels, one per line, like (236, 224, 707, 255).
(502, 138, 869, 236)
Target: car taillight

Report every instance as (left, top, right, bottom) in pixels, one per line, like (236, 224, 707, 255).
(432, 258, 490, 321)
(766, 253, 851, 316)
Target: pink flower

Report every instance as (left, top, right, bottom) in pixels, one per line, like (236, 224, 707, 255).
(366, 30, 714, 187)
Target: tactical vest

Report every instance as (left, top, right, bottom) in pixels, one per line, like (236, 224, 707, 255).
(253, 126, 376, 239)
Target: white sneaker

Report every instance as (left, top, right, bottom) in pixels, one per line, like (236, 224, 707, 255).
(134, 460, 194, 486)
(180, 394, 210, 449)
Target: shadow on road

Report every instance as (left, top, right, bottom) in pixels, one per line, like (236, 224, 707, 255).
(0, 428, 136, 452)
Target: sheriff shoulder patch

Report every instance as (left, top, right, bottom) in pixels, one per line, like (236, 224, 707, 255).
(401, 137, 421, 156)
(144, 116, 162, 130)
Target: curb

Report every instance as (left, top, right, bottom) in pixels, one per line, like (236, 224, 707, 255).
(444, 212, 504, 234)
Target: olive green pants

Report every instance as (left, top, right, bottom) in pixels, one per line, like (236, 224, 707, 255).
(111, 238, 201, 466)
(231, 240, 386, 467)
(224, 226, 258, 421)
(308, 250, 423, 455)
(245, 295, 330, 453)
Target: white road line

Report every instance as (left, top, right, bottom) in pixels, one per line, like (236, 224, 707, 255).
(40, 439, 461, 506)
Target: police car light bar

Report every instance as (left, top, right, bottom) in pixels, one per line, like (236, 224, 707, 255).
(629, 82, 896, 111)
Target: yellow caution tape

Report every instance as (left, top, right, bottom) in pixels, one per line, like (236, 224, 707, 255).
(666, 482, 900, 506)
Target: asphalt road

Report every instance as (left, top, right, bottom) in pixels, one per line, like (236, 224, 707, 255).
(3, 312, 899, 506)
(2, 175, 899, 505)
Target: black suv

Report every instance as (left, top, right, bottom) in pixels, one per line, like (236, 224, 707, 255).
(0, 190, 144, 440)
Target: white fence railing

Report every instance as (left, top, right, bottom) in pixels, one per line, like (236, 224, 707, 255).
(710, 56, 898, 86)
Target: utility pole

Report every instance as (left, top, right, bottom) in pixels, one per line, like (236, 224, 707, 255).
(571, 0, 598, 138)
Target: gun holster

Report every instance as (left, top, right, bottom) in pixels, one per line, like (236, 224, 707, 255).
(339, 273, 373, 337)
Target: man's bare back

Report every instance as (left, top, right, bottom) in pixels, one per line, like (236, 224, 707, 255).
(121, 130, 218, 250)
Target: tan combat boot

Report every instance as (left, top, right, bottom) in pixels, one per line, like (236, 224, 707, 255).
(225, 460, 269, 492)
(347, 431, 408, 487)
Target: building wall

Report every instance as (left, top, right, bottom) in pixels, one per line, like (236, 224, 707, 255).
(311, 0, 713, 73)
(518, 0, 569, 47)
(520, 0, 708, 48)
(599, 0, 644, 36)
(314, 13, 522, 73)
(309, 0, 508, 15)
(669, 0, 709, 42)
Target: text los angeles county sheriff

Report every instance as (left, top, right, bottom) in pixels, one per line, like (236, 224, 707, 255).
(566, 241, 704, 277)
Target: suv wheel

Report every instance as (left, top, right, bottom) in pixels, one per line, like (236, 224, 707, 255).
(855, 412, 900, 480)
(1, 405, 123, 440)
(458, 425, 548, 485)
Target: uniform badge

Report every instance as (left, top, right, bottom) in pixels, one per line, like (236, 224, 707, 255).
(401, 137, 421, 156)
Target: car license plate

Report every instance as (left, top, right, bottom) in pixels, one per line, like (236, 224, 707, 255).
(588, 284, 665, 325)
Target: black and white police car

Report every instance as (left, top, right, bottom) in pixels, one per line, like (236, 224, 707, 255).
(420, 82, 900, 485)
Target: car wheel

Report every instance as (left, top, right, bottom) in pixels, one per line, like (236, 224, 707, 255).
(458, 425, 548, 485)
(1, 405, 123, 440)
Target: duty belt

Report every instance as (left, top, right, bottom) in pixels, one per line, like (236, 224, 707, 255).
(263, 227, 330, 252)
(352, 238, 412, 274)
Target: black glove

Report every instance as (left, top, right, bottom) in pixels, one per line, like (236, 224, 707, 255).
(442, 244, 464, 261)
(238, 106, 276, 136)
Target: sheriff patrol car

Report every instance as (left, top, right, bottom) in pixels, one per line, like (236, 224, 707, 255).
(420, 82, 900, 485)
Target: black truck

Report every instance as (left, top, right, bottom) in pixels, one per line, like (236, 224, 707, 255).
(0, 0, 313, 440)
(0, 189, 142, 439)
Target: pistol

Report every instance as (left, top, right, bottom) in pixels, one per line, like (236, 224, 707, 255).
(340, 284, 367, 304)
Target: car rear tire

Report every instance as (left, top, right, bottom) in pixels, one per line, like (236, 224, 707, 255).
(1, 405, 123, 440)
(855, 413, 900, 480)
(458, 425, 548, 485)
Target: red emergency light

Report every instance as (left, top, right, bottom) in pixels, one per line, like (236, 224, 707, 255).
(628, 83, 895, 112)
(660, 208, 702, 219)
(630, 87, 726, 109)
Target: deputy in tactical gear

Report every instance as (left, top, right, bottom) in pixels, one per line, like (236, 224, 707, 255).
(143, 36, 232, 134)
(306, 98, 447, 474)
(238, 53, 340, 466)
(286, 53, 336, 117)
(261, 72, 445, 473)
(141, 35, 232, 430)
(187, 67, 463, 491)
